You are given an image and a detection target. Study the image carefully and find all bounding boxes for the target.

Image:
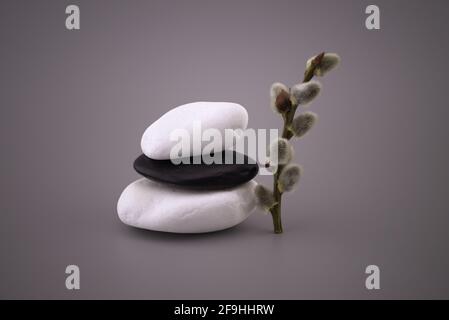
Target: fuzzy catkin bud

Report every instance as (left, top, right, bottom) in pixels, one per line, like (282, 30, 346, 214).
(269, 138, 293, 166)
(275, 90, 292, 113)
(307, 53, 341, 77)
(254, 184, 276, 212)
(278, 164, 302, 193)
(291, 112, 318, 138)
(290, 81, 321, 106)
(270, 82, 291, 113)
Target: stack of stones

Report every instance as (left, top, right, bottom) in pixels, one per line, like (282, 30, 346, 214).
(117, 102, 259, 233)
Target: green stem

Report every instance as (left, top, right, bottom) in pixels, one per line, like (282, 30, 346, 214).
(271, 165, 284, 233)
(269, 52, 324, 234)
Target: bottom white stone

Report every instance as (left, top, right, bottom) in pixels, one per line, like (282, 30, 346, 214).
(117, 178, 257, 233)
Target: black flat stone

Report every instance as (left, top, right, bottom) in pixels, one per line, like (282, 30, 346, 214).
(134, 151, 259, 190)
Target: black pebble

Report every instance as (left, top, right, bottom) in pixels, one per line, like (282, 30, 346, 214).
(134, 151, 259, 190)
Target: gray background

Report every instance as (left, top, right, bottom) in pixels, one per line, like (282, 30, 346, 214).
(1, 0, 448, 299)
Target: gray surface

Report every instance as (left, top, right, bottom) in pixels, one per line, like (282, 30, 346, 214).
(1, 0, 449, 299)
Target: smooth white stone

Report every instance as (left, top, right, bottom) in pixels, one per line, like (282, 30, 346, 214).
(141, 101, 248, 160)
(117, 178, 257, 233)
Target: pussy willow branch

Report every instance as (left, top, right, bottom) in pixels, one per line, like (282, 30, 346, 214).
(269, 52, 325, 234)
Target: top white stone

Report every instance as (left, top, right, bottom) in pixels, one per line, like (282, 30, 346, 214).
(141, 102, 248, 160)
